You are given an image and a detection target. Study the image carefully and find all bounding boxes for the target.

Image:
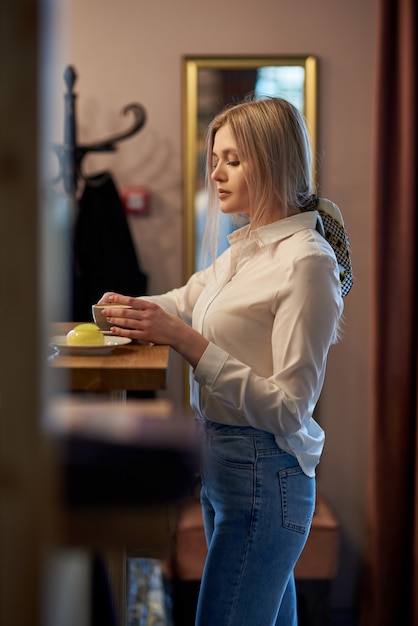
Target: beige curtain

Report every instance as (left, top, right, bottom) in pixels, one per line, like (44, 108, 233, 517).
(360, 0, 417, 624)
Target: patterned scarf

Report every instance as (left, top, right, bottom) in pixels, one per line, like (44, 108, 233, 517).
(301, 195, 353, 297)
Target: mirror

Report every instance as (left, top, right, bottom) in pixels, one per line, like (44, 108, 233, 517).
(183, 55, 317, 277)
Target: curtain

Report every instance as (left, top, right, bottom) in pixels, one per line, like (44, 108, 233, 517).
(360, 0, 417, 624)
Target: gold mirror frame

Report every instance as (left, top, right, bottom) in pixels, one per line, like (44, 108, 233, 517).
(183, 55, 317, 279)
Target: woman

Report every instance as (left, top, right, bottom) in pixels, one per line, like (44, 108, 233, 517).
(99, 97, 346, 625)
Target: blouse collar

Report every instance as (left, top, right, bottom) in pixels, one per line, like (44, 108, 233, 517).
(228, 211, 319, 248)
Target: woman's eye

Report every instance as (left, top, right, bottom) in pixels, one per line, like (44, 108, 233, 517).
(227, 160, 240, 166)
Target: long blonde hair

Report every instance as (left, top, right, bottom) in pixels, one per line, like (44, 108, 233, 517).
(201, 96, 315, 265)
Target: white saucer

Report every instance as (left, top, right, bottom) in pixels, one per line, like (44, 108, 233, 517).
(50, 335, 132, 356)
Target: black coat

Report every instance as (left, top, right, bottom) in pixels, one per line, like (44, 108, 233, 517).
(72, 172, 148, 321)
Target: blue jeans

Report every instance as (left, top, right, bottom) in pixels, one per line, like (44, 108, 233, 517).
(195, 421, 315, 626)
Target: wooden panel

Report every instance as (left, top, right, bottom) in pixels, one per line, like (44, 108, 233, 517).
(0, 3, 57, 626)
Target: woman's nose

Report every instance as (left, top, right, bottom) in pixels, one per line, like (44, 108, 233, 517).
(211, 163, 226, 182)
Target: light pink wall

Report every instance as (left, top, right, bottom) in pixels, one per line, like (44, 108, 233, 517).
(61, 0, 378, 611)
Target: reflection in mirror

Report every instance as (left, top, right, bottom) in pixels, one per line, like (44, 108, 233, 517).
(183, 56, 317, 277)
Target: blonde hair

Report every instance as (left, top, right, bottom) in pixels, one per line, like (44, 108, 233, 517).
(201, 96, 315, 265)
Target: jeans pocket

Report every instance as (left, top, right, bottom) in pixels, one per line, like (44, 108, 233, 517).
(208, 434, 256, 467)
(278, 466, 315, 534)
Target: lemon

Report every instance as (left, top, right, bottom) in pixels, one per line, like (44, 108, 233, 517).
(66, 323, 105, 346)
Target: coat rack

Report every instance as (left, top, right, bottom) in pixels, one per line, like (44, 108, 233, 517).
(52, 65, 147, 194)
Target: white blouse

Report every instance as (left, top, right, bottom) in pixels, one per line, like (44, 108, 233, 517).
(146, 210, 343, 476)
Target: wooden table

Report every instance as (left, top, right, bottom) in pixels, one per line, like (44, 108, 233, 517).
(47, 323, 188, 626)
(49, 322, 170, 398)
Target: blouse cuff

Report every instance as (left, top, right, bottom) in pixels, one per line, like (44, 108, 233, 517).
(194, 342, 229, 388)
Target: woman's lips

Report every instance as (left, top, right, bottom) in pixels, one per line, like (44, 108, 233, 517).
(218, 189, 230, 200)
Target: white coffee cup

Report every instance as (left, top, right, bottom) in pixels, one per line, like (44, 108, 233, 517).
(92, 303, 132, 331)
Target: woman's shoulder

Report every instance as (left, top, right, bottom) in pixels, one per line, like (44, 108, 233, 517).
(280, 223, 336, 260)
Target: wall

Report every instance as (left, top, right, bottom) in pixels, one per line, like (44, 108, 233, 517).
(59, 0, 378, 612)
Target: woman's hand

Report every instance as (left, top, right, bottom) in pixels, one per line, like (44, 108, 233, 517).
(98, 292, 208, 368)
(99, 292, 177, 345)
